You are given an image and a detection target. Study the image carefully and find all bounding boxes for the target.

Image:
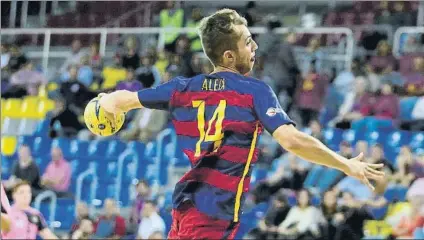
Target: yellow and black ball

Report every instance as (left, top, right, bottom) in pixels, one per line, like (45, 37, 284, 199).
(83, 97, 125, 136)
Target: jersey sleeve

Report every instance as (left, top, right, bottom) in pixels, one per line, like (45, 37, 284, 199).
(253, 83, 295, 134)
(137, 77, 182, 110)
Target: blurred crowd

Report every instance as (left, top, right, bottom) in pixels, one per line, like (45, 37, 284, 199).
(1, 1, 424, 239)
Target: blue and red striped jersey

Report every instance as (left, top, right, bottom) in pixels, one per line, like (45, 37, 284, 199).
(137, 71, 294, 222)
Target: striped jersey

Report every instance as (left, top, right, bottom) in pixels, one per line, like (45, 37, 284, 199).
(137, 71, 294, 222)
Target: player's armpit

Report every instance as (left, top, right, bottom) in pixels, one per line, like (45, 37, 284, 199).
(272, 124, 349, 173)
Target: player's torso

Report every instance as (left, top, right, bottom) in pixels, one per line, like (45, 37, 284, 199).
(170, 72, 263, 221)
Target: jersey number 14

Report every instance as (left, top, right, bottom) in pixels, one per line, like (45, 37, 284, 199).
(192, 100, 227, 157)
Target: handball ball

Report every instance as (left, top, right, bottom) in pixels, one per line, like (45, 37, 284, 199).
(83, 97, 125, 137)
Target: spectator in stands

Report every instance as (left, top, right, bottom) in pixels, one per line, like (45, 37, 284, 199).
(60, 39, 87, 73)
(332, 58, 363, 98)
(7, 44, 28, 73)
(404, 56, 424, 96)
(102, 54, 127, 90)
(390, 1, 414, 29)
(115, 68, 142, 92)
(61, 57, 93, 88)
(2, 182, 58, 239)
(40, 146, 71, 195)
(186, 8, 203, 52)
(296, 59, 330, 127)
(285, 154, 311, 190)
(129, 179, 151, 233)
(71, 218, 94, 240)
(351, 83, 399, 133)
(376, 0, 391, 25)
(331, 77, 373, 129)
(248, 192, 290, 239)
(308, 120, 325, 143)
(122, 38, 140, 70)
(70, 202, 92, 235)
(154, 50, 169, 76)
(303, 37, 324, 75)
(189, 53, 204, 76)
(76, 55, 94, 88)
(355, 140, 369, 157)
(119, 107, 169, 143)
(244, 1, 259, 27)
(137, 200, 165, 239)
(368, 40, 397, 82)
(251, 154, 310, 204)
(166, 54, 184, 79)
(135, 52, 161, 88)
(278, 189, 326, 239)
(175, 35, 194, 77)
(392, 195, 424, 239)
(3, 145, 41, 197)
(159, 0, 184, 53)
(59, 65, 97, 114)
(392, 146, 416, 187)
(333, 191, 373, 240)
(380, 61, 405, 93)
(49, 98, 84, 138)
(94, 198, 126, 238)
(320, 190, 339, 239)
(333, 176, 373, 202)
(89, 43, 103, 78)
(3, 61, 47, 99)
(256, 20, 300, 113)
(256, 131, 281, 165)
(367, 144, 395, 176)
(339, 141, 353, 159)
(411, 151, 424, 179)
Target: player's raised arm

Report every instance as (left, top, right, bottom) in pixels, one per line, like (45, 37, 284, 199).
(99, 78, 181, 114)
(254, 83, 385, 190)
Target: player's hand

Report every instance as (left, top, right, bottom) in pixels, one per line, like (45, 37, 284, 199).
(343, 153, 385, 191)
(98, 93, 119, 115)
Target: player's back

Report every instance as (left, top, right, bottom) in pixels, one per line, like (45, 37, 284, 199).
(168, 71, 292, 222)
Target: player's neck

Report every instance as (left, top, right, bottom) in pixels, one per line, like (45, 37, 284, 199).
(212, 65, 240, 75)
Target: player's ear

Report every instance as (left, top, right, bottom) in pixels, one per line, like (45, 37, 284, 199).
(223, 50, 235, 63)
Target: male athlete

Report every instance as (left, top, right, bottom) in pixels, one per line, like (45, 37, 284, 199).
(99, 9, 385, 239)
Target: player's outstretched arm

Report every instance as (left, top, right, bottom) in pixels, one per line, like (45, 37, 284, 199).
(99, 90, 142, 114)
(273, 124, 385, 190)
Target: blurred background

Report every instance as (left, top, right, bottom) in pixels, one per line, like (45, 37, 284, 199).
(1, 0, 424, 239)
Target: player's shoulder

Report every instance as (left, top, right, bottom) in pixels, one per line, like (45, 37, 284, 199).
(238, 75, 274, 95)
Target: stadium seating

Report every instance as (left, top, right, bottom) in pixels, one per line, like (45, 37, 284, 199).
(1, 136, 17, 157)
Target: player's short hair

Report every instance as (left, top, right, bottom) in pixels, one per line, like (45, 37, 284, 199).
(198, 9, 247, 66)
(12, 181, 30, 193)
